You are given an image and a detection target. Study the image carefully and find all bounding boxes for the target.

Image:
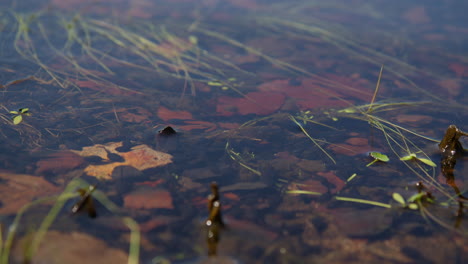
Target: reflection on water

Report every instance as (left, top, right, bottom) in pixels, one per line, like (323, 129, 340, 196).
(0, 0, 467, 263)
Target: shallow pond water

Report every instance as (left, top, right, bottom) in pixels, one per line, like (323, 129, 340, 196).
(0, 0, 467, 263)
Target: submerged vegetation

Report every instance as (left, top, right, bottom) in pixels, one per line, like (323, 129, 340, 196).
(0, 0, 467, 263)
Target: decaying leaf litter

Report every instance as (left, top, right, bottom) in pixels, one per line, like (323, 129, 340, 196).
(0, 0, 467, 263)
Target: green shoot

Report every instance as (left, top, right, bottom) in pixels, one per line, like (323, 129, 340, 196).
(289, 115, 336, 164)
(366, 151, 389, 167)
(367, 65, 384, 113)
(335, 196, 391, 208)
(9, 108, 31, 125)
(286, 190, 321, 195)
(400, 153, 436, 167)
(225, 142, 262, 176)
(346, 173, 358, 182)
(392, 192, 420, 210)
(392, 193, 406, 205)
(122, 217, 140, 264)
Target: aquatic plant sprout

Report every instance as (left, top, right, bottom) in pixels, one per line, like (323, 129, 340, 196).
(392, 192, 419, 210)
(289, 115, 336, 164)
(9, 108, 30, 125)
(400, 153, 436, 167)
(366, 151, 389, 167)
(335, 196, 391, 208)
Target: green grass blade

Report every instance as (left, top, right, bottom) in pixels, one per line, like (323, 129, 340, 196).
(122, 217, 140, 264)
(286, 190, 321, 195)
(335, 196, 391, 208)
(289, 115, 336, 164)
(392, 193, 406, 205)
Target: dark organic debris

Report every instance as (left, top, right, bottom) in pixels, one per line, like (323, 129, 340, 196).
(438, 125, 467, 156)
(158, 126, 177, 136)
(72, 184, 98, 218)
(206, 182, 225, 256)
(207, 182, 224, 227)
(439, 125, 468, 201)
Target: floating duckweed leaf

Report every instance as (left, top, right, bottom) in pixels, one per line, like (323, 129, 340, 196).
(418, 158, 437, 167)
(338, 107, 357, 114)
(400, 153, 436, 167)
(12, 115, 23, 125)
(407, 192, 425, 203)
(370, 151, 389, 161)
(392, 192, 406, 205)
(408, 203, 419, 210)
(366, 151, 389, 167)
(400, 153, 416, 161)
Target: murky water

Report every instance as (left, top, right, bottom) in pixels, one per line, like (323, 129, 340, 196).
(0, 0, 467, 263)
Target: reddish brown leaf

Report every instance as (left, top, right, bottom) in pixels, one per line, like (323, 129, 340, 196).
(328, 138, 374, 156)
(329, 144, 370, 156)
(218, 122, 240, 129)
(257, 77, 371, 110)
(157, 106, 193, 121)
(177, 120, 217, 131)
(116, 107, 152, 123)
(345, 137, 369, 146)
(124, 189, 174, 210)
(223, 192, 240, 201)
(274, 151, 301, 162)
(226, 217, 278, 240)
(395, 114, 432, 126)
(216, 91, 285, 116)
(288, 179, 328, 194)
(135, 179, 165, 188)
(437, 79, 461, 97)
(139, 217, 174, 232)
(402, 6, 430, 24)
(317, 171, 345, 194)
(13, 231, 128, 264)
(449, 63, 468, 77)
(35, 151, 84, 174)
(0, 172, 60, 214)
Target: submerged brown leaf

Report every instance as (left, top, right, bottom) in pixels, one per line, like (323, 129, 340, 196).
(216, 91, 285, 116)
(13, 231, 128, 264)
(35, 151, 85, 174)
(71, 142, 173, 179)
(0, 172, 60, 214)
(124, 189, 174, 210)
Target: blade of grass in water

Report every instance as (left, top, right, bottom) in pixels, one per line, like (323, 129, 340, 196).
(286, 190, 321, 195)
(335, 196, 391, 208)
(122, 217, 140, 264)
(289, 115, 336, 164)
